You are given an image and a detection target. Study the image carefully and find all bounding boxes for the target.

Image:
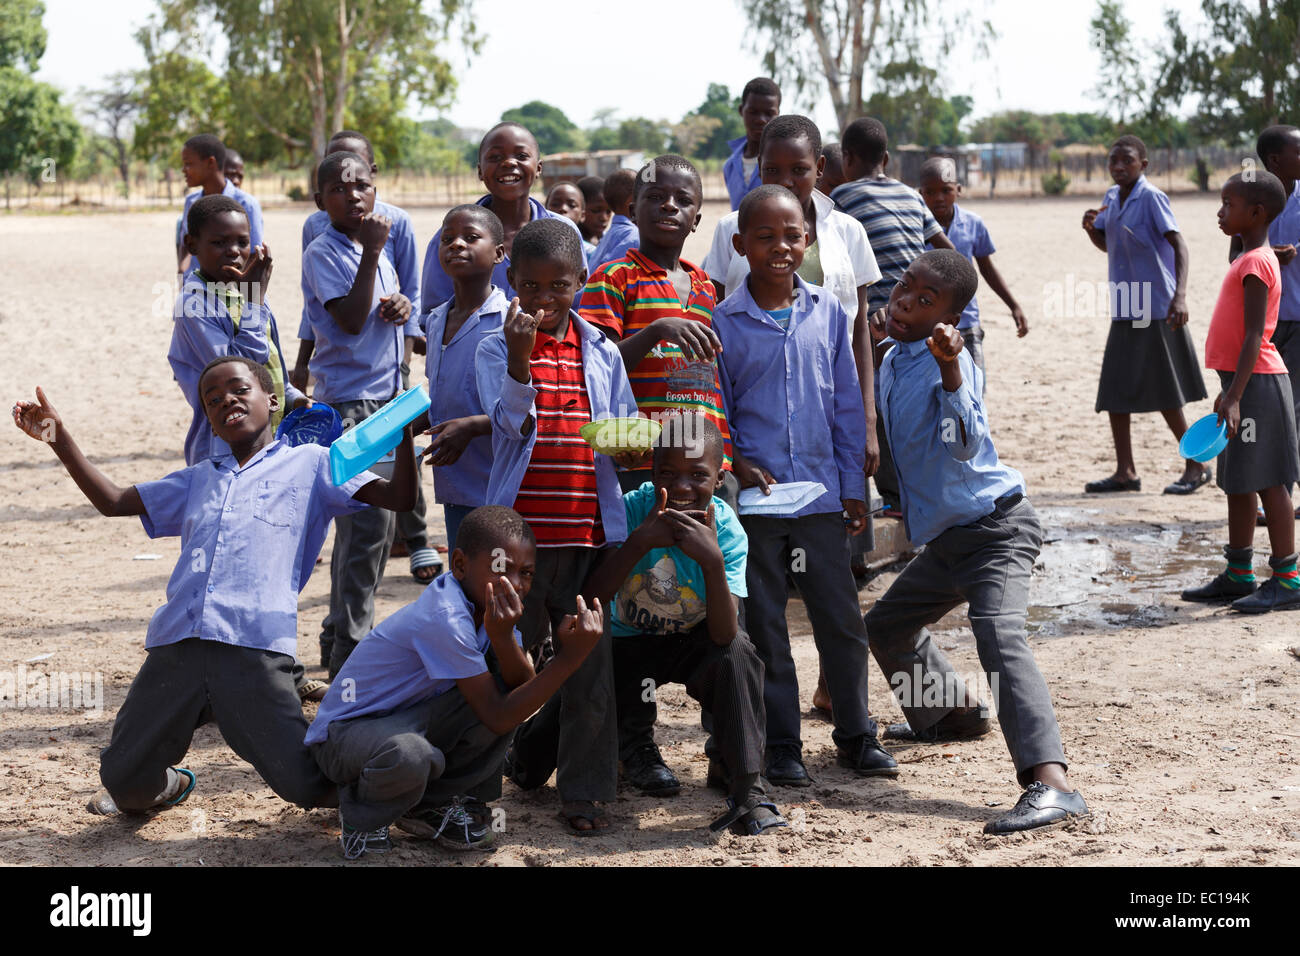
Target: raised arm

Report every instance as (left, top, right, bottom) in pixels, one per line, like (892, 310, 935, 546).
(12, 388, 144, 517)
(975, 255, 1028, 336)
(324, 215, 390, 335)
(350, 422, 418, 512)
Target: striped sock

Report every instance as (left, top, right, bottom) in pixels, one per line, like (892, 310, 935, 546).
(1224, 546, 1255, 584)
(1269, 553, 1299, 590)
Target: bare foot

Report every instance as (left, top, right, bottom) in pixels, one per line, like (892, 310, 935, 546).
(812, 669, 832, 714)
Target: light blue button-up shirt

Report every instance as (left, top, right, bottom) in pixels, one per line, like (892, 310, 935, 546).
(931, 204, 995, 330)
(1268, 181, 1300, 323)
(475, 312, 638, 544)
(420, 196, 581, 314)
(1092, 174, 1179, 322)
(877, 337, 1025, 545)
(306, 571, 521, 745)
(298, 199, 420, 340)
(712, 276, 867, 515)
(424, 286, 510, 508)
(180, 180, 264, 277)
(136, 441, 375, 658)
(723, 135, 761, 211)
(302, 225, 418, 404)
(589, 214, 638, 272)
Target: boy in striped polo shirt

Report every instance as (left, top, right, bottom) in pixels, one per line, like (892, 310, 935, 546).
(475, 218, 638, 835)
(579, 154, 738, 796)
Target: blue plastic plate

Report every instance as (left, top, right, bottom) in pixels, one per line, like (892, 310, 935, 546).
(276, 404, 343, 448)
(1179, 413, 1229, 463)
(329, 386, 431, 485)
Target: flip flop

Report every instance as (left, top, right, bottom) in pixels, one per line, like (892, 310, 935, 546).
(708, 798, 788, 836)
(1163, 470, 1212, 495)
(165, 767, 197, 806)
(298, 678, 330, 702)
(409, 548, 442, 583)
(1084, 476, 1141, 493)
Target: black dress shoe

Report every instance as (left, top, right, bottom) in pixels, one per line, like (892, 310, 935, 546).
(1181, 572, 1257, 603)
(836, 734, 899, 777)
(1231, 577, 1300, 614)
(765, 746, 812, 787)
(621, 744, 681, 796)
(983, 782, 1089, 834)
(883, 709, 993, 743)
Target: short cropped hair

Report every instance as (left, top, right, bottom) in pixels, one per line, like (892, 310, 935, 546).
(317, 150, 369, 190)
(576, 175, 605, 205)
(479, 121, 537, 160)
(915, 249, 979, 314)
(821, 143, 842, 164)
(444, 203, 505, 244)
(223, 148, 244, 168)
(1226, 170, 1288, 221)
(737, 183, 801, 232)
(1110, 134, 1147, 160)
(454, 505, 536, 555)
(634, 154, 702, 199)
(919, 156, 959, 184)
(1256, 125, 1299, 165)
(184, 134, 226, 168)
(511, 217, 585, 273)
(198, 354, 274, 395)
(329, 130, 374, 164)
(841, 117, 888, 167)
(546, 181, 583, 205)
(741, 77, 782, 105)
(654, 412, 724, 465)
(603, 168, 637, 213)
(187, 194, 247, 238)
(759, 114, 821, 157)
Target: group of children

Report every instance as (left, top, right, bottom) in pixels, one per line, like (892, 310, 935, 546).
(65, 73, 1300, 859)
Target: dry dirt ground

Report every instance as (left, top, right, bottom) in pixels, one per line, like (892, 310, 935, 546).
(1, 193, 1296, 867)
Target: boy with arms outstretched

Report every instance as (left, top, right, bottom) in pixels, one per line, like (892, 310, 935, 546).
(12, 356, 416, 816)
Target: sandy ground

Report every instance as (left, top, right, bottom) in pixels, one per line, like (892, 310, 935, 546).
(1, 193, 1297, 868)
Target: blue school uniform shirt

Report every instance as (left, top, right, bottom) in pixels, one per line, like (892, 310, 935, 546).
(931, 204, 995, 330)
(475, 311, 638, 544)
(589, 214, 638, 272)
(305, 571, 522, 745)
(168, 273, 305, 465)
(583, 238, 599, 271)
(135, 441, 376, 659)
(302, 225, 418, 404)
(1268, 181, 1300, 323)
(180, 181, 264, 276)
(712, 276, 868, 514)
(419, 196, 581, 314)
(723, 135, 761, 211)
(611, 482, 747, 637)
(423, 286, 510, 508)
(1091, 174, 1179, 322)
(877, 337, 1025, 545)
(297, 200, 421, 340)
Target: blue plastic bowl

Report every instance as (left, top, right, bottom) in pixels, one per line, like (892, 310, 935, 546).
(1179, 413, 1229, 463)
(276, 404, 343, 448)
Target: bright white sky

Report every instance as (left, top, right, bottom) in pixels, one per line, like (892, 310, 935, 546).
(36, 0, 1202, 134)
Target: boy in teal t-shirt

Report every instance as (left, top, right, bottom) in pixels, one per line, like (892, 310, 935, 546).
(586, 414, 782, 835)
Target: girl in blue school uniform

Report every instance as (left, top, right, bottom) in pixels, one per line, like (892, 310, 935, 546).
(1082, 135, 1209, 495)
(11, 357, 417, 817)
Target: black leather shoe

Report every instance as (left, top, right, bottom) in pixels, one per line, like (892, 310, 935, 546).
(883, 709, 993, 743)
(1231, 577, 1300, 614)
(621, 744, 681, 797)
(983, 782, 1089, 834)
(764, 746, 812, 787)
(836, 734, 899, 777)
(1182, 572, 1257, 603)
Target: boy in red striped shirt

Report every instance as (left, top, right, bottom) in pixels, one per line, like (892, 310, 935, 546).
(475, 218, 639, 834)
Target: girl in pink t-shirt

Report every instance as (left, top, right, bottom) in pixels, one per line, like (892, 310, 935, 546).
(1183, 172, 1300, 613)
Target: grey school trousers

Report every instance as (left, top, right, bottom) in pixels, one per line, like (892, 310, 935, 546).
(863, 495, 1067, 785)
(99, 639, 336, 811)
(311, 683, 512, 832)
(612, 625, 767, 799)
(321, 397, 398, 678)
(741, 511, 876, 752)
(395, 361, 430, 553)
(508, 546, 618, 804)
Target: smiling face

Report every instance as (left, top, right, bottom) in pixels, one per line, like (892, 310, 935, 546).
(199, 361, 276, 445)
(187, 210, 251, 279)
(1217, 182, 1262, 237)
(732, 194, 807, 284)
(919, 173, 961, 223)
(633, 165, 702, 251)
(317, 158, 375, 233)
(653, 444, 723, 511)
(740, 93, 781, 147)
(478, 127, 540, 203)
(1108, 145, 1146, 188)
(440, 209, 505, 279)
(181, 146, 218, 189)
(453, 536, 536, 615)
(546, 183, 585, 225)
(507, 255, 586, 334)
(885, 259, 963, 342)
(760, 136, 822, 209)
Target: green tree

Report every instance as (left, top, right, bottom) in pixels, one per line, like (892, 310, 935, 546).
(615, 117, 670, 154)
(1089, 0, 1146, 125)
(968, 111, 1059, 149)
(861, 60, 967, 146)
(82, 74, 141, 197)
(740, 0, 994, 131)
(670, 114, 723, 158)
(500, 100, 580, 155)
(689, 83, 745, 159)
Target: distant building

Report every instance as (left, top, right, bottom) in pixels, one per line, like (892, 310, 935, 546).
(541, 149, 646, 190)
